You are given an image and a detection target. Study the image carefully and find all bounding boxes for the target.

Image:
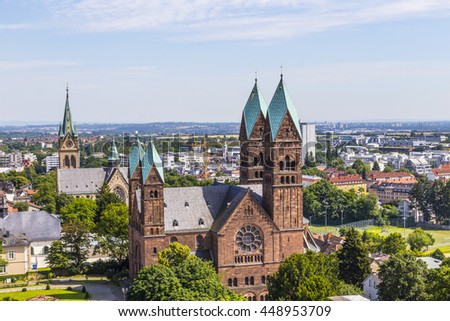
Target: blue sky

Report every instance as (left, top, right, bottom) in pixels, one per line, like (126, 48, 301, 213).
(1, 0, 450, 123)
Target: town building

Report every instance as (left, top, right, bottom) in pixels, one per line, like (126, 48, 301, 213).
(328, 174, 367, 193)
(129, 75, 307, 300)
(369, 182, 414, 204)
(427, 164, 450, 181)
(45, 153, 60, 172)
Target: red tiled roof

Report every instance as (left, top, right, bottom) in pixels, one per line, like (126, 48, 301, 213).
(329, 174, 364, 184)
(368, 171, 415, 180)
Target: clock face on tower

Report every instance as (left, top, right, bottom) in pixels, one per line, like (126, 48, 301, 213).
(66, 140, 73, 148)
(236, 225, 262, 252)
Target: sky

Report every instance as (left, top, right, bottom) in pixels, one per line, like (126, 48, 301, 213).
(0, 0, 450, 124)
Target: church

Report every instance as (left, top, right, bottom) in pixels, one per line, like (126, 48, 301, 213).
(56, 87, 129, 204)
(129, 75, 313, 300)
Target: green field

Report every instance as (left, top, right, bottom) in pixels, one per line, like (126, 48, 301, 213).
(309, 225, 450, 254)
(0, 289, 86, 301)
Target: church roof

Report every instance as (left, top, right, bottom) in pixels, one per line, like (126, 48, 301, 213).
(129, 136, 145, 178)
(59, 86, 77, 138)
(142, 141, 164, 183)
(267, 76, 301, 140)
(242, 79, 267, 139)
(57, 167, 128, 195)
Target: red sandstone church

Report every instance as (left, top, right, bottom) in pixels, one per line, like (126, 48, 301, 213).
(128, 75, 318, 300)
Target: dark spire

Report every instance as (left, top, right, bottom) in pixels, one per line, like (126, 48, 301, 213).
(60, 85, 77, 138)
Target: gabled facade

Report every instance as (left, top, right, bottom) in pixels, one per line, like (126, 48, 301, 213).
(58, 87, 80, 169)
(130, 75, 305, 300)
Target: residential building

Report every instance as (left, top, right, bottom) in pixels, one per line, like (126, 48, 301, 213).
(366, 171, 416, 185)
(405, 158, 431, 174)
(369, 182, 414, 204)
(45, 154, 60, 172)
(329, 174, 367, 193)
(427, 164, 450, 181)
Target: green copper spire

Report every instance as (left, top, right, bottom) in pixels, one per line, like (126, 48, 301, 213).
(129, 134, 145, 178)
(108, 136, 120, 167)
(242, 78, 268, 139)
(59, 86, 77, 138)
(267, 75, 301, 140)
(142, 140, 164, 183)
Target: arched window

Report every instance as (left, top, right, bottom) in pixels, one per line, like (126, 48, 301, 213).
(196, 235, 203, 248)
(285, 155, 295, 171)
(255, 171, 259, 178)
(260, 295, 264, 301)
(185, 201, 189, 207)
(291, 176, 295, 184)
(153, 247, 157, 255)
(281, 176, 285, 184)
(154, 190, 158, 198)
(233, 278, 238, 287)
(279, 161, 284, 171)
(150, 228, 154, 235)
(261, 276, 266, 284)
(43, 246, 49, 255)
(245, 277, 249, 285)
(199, 218, 205, 226)
(253, 157, 258, 166)
(172, 220, 179, 227)
(250, 276, 254, 285)
(286, 176, 290, 184)
(64, 156, 70, 167)
(71, 155, 76, 168)
(228, 278, 233, 287)
(170, 236, 178, 243)
(150, 191, 154, 198)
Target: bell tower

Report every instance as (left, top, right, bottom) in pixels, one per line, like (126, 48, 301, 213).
(58, 86, 80, 169)
(262, 74, 303, 231)
(239, 77, 268, 185)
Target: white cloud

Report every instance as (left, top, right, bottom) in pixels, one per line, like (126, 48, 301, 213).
(0, 60, 79, 71)
(38, 0, 450, 40)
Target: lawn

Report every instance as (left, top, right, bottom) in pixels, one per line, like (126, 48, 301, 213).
(0, 289, 86, 301)
(309, 225, 450, 254)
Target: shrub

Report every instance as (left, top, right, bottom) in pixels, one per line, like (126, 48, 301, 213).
(81, 286, 86, 293)
(22, 288, 27, 292)
(48, 272, 53, 279)
(84, 292, 91, 300)
(67, 286, 72, 291)
(45, 284, 51, 290)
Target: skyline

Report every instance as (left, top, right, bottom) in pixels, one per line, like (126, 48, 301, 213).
(1, 1, 450, 123)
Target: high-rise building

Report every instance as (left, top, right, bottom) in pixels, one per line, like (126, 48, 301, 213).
(300, 123, 316, 163)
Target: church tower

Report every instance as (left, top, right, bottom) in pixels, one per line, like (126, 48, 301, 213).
(129, 139, 166, 278)
(239, 78, 268, 185)
(58, 86, 80, 169)
(262, 75, 304, 256)
(107, 137, 121, 167)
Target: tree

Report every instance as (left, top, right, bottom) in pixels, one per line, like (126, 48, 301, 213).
(95, 203, 128, 266)
(383, 165, 393, 173)
(361, 230, 384, 253)
(337, 228, 371, 286)
(13, 202, 29, 212)
(378, 253, 428, 301)
(382, 232, 407, 255)
(46, 240, 71, 273)
(0, 238, 8, 269)
(268, 251, 356, 301)
(95, 183, 122, 223)
(427, 265, 450, 300)
(431, 248, 445, 261)
(407, 228, 435, 251)
(372, 161, 380, 171)
(129, 242, 243, 301)
(60, 198, 97, 231)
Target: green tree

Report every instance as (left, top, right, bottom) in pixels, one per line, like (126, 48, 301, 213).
(372, 161, 381, 171)
(427, 265, 450, 300)
(32, 181, 57, 213)
(95, 203, 128, 266)
(407, 228, 435, 251)
(268, 251, 352, 301)
(431, 248, 445, 261)
(60, 198, 97, 231)
(337, 228, 371, 286)
(382, 232, 407, 255)
(55, 193, 74, 214)
(45, 240, 71, 273)
(95, 183, 122, 223)
(129, 242, 243, 301)
(378, 253, 428, 301)
(383, 165, 393, 173)
(13, 202, 29, 212)
(361, 230, 384, 253)
(301, 167, 326, 178)
(0, 239, 8, 269)
(60, 221, 91, 274)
